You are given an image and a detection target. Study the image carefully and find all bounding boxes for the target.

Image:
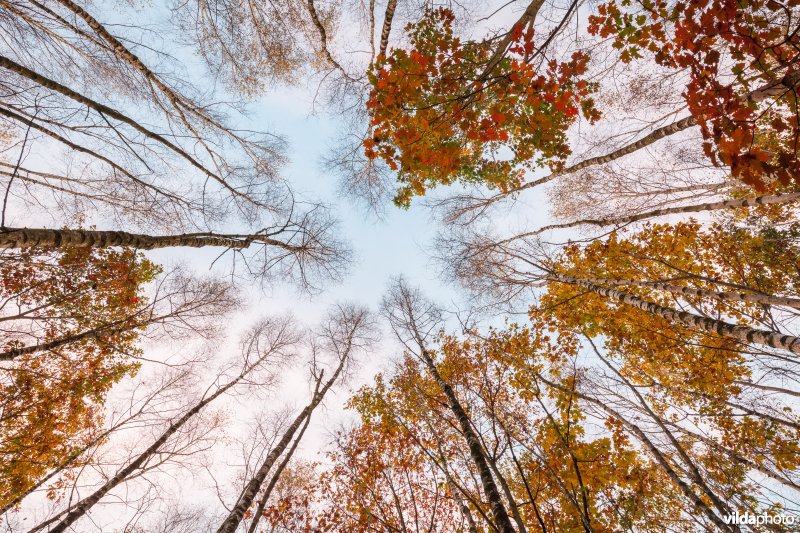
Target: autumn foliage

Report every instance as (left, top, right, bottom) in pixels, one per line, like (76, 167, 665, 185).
(589, 0, 800, 190)
(3, 0, 800, 529)
(0, 247, 159, 507)
(542, 221, 800, 475)
(261, 330, 681, 531)
(255, 218, 800, 530)
(365, 8, 600, 207)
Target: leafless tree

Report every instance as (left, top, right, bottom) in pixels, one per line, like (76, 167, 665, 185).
(0, 1, 352, 290)
(218, 303, 377, 532)
(29, 313, 301, 533)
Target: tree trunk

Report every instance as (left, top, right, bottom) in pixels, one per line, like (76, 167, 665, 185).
(394, 408, 488, 533)
(52, 0, 214, 131)
(245, 407, 314, 533)
(0, 227, 296, 251)
(520, 192, 800, 236)
(216, 346, 350, 533)
(478, 0, 546, 82)
(1, 418, 119, 514)
(0, 105, 180, 205)
(548, 272, 800, 353)
(418, 347, 517, 533)
(663, 419, 800, 491)
(507, 437, 549, 533)
(448, 476, 479, 533)
(485, 448, 529, 533)
(734, 380, 800, 398)
(47, 364, 260, 533)
(568, 274, 800, 309)
(0, 307, 187, 361)
(378, 0, 398, 57)
(0, 320, 135, 361)
(487, 73, 795, 208)
(588, 340, 737, 525)
(748, 69, 800, 103)
(0, 371, 182, 515)
(306, 0, 354, 81)
(508, 116, 698, 195)
(529, 370, 735, 532)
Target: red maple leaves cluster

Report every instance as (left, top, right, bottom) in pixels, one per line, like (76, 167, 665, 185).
(590, 0, 800, 190)
(365, 8, 600, 207)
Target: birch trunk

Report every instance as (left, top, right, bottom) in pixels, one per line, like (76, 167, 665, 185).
(245, 406, 314, 533)
(569, 275, 800, 309)
(589, 341, 737, 524)
(505, 116, 698, 195)
(529, 370, 735, 532)
(216, 342, 351, 533)
(1, 416, 124, 514)
(0, 227, 297, 251)
(47, 363, 263, 532)
(417, 347, 517, 533)
(0, 308, 187, 361)
(510, 73, 793, 195)
(478, 0, 546, 82)
(52, 0, 218, 133)
(449, 476, 479, 533)
(0, 106, 181, 205)
(548, 272, 800, 354)
(306, 0, 353, 80)
(520, 192, 800, 237)
(378, 0, 398, 56)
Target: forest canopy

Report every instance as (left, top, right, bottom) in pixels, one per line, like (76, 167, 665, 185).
(1, 0, 799, 531)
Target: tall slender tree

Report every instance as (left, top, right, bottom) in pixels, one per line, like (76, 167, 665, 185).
(218, 304, 376, 532)
(40, 314, 301, 533)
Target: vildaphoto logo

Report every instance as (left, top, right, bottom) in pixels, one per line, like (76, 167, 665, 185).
(723, 511, 798, 526)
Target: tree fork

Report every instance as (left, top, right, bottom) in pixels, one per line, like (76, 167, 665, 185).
(217, 334, 356, 532)
(478, 0, 546, 82)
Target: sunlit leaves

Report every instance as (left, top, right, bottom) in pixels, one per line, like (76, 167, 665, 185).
(539, 221, 800, 476)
